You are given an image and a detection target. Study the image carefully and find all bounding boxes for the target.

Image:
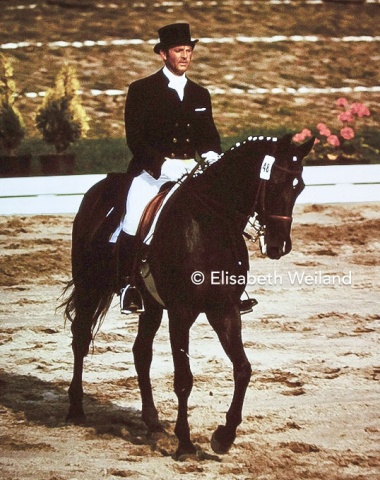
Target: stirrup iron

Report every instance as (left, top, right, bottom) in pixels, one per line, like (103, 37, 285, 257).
(120, 285, 144, 315)
(239, 291, 258, 315)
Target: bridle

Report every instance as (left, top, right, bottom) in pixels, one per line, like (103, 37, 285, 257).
(246, 160, 304, 243)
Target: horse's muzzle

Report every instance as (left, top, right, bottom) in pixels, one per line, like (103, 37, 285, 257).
(262, 236, 292, 260)
(263, 215, 293, 259)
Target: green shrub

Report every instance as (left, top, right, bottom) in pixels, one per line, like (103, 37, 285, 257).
(36, 64, 89, 154)
(0, 54, 25, 155)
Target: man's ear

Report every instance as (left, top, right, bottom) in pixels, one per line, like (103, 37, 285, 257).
(159, 50, 167, 61)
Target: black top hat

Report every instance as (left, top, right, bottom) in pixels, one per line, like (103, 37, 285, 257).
(154, 23, 198, 54)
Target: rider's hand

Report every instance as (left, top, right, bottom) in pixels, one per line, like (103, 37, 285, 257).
(201, 151, 220, 165)
(161, 160, 189, 181)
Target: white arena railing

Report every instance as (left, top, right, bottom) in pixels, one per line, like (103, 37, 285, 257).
(0, 164, 380, 215)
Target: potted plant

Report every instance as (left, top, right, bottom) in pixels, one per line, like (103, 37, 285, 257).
(0, 53, 30, 177)
(36, 64, 89, 175)
(293, 98, 377, 165)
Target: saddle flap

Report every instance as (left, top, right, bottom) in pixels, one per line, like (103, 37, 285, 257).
(136, 183, 174, 243)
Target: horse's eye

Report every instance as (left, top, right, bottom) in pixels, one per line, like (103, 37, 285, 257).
(293, 178, 299, 188)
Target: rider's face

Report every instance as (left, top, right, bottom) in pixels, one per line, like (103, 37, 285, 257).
(160, 45, 193, 76)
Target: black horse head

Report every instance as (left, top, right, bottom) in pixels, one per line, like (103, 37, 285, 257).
(254, 133, 315, 259)
(193, 132, 314, 260)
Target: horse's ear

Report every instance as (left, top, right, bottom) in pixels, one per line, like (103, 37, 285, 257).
(276, 133, 295, 156)
(297, 136, 315, 159)
(278, 133, 294, 149)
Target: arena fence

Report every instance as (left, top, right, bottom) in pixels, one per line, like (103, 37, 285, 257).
(0, 164, 379, 215)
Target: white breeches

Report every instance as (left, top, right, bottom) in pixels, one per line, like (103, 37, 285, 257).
(122, 159, 197, 236)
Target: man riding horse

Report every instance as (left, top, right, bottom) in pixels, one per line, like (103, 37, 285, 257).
(118, 23, 222, 313)
(62, 22, 316, 457)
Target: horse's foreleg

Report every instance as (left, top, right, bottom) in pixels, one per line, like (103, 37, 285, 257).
(133, 296, 163, 432)
(168, 309, 197, 459)
(207, 305, 252, 454)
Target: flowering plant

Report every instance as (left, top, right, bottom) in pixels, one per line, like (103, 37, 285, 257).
(293, 98, 375, 164)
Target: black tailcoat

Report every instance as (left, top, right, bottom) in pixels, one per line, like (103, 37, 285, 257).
(125, 68, 221, 179)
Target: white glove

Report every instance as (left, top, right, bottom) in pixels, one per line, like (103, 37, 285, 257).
(201, 150, 220, 165)
(161, 160, 189, 181)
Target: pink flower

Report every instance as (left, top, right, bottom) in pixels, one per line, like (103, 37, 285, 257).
(317, 123, 327, 131)
(350, 102, 370, 117)
(327, 135, 340, 147)
(336, 97, 349, 108)
(319, 127, 331, 137)
(292, 133, 304, 143)
(338, 111, 355, 123)
(293, 128, 313, 143)
(360, 106, 370, 117)
(317, 122, 331, 136)
(301, 128, 313, 138)
(340, 126, 355, 140)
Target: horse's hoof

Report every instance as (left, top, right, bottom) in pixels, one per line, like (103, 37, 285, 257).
(66, 409, 86, 425)
(146, 419, 164, 433)
(175, 452, 199, 462)
(211, 425, 234, 454)
(173, 442, 197, 461)
(142, 407, 164, 433)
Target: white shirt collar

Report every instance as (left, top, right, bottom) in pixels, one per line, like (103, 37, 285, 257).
(163, 66, 187, 86)
(163, 66, 187, 100)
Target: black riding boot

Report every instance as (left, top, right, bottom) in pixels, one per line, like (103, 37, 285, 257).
(118, 232, 144, 315)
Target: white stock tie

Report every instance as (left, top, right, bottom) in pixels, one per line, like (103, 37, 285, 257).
(163, 66, 187, 101)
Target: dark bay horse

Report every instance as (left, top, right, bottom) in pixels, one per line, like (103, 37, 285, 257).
(62, 133, 314, 458)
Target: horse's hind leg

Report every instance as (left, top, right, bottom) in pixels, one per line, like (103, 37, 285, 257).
(206, 305, 252, 454)
(66, 287, 100, 423)
(133, 293, 164, 432)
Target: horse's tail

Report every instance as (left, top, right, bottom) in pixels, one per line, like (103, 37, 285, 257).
(60, 279, 76, 324)
(59, 277, 115, 340)
(58, 173, 131, 342)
